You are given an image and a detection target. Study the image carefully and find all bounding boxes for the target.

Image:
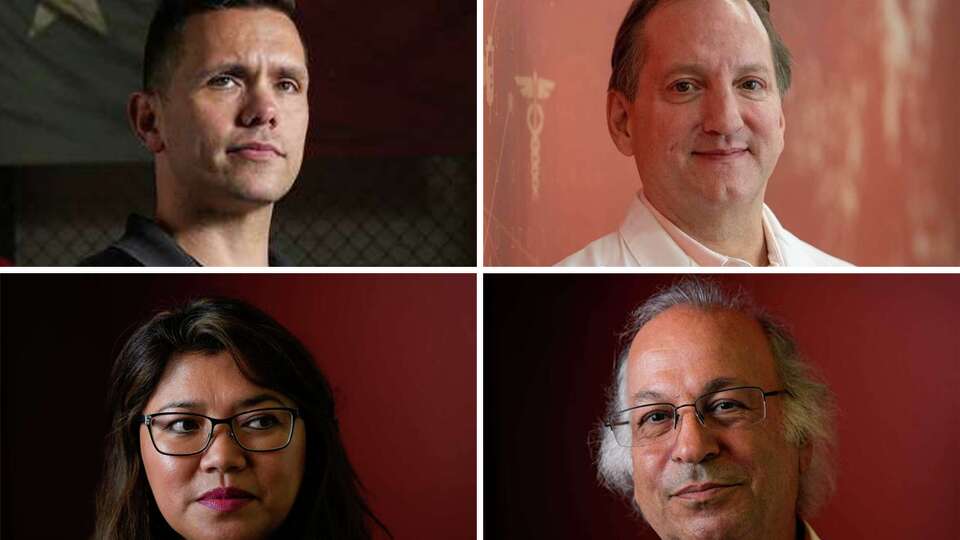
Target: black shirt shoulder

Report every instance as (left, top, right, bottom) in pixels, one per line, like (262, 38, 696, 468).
(77, 246, 145, 267)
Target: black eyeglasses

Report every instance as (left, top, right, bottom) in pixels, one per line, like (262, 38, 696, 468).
(139, 407, 299, 456)
(604, 386, 788, 447)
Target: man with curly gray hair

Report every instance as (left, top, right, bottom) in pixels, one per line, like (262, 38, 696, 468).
(596, 277, 835, 539)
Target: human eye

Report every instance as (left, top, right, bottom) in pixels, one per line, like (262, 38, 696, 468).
(276, 79, 301, 93)
(208, 75, 239, 89)
(638, 407, 674, 426)
(705, 398, 748, 414)
(156, 415, 203, 434)
(241, 412, 282, 430)
(669, 80, 698, 94)
(739, 78, 766, 92)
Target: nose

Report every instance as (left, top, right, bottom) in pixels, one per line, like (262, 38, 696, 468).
(199, 424, 248, 474)
(669, 407, 719, 464)
(701, 86, 744, 136)
(239, 80, 278, 129)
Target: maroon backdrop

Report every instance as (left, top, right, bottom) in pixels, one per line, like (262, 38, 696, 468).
(0, 274, 476, 539)
(301, 1, 475, 156)
(485, 274, 960, 539)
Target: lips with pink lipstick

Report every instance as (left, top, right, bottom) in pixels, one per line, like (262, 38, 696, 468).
(226, 141, 286, 161)
(197, 486, 256, 512)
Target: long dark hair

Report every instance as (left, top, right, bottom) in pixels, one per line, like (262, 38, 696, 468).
(94, 297, 390, 539)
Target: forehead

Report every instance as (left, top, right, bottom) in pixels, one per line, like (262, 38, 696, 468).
(145, 350, 278, 410)
(177, 7, 306, 71)
(626, 306, 779, 401)
(640, 0, 773, 75)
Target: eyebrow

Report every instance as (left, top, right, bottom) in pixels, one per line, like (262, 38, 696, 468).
(155, 392, 287, 413)
(200, 62, 309, 82)
(630, 377, 746, 406)
(662, 62, 771, 80)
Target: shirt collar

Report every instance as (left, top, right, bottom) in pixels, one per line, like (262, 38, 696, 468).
(113, 214, 289, 267)
(637, 190, 783, 267)
(803, 520, 822, 540)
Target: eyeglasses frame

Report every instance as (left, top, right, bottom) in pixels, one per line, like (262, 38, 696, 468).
(138, 406, 300, 456)
(604, 386, 790, 446)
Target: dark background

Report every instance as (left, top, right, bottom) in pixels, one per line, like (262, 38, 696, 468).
(0, 274, 476, 539)
(484, 274, 960, 539)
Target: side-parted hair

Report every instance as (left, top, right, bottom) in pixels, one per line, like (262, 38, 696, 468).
(94, 297, 390, 540)
(595, 278, 836, 518)
(142, 0, 304, 93)
(609, 0, 793, 99)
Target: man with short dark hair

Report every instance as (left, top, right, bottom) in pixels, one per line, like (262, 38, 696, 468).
(80, 0, 308, 266)
(597, 278, 835, 539)
(558, 0, 849, 267)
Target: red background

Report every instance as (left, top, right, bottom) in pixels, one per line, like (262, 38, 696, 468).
(0, 274, 476, 539)
(484, 274, 960, 538)
(483, 1, 960, 265)
(301, 1, 475, 156)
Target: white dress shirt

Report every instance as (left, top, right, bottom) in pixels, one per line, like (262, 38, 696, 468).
(556, 192, 851, 267)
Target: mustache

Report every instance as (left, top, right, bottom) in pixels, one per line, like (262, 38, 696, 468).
(661, 462, 747, 495)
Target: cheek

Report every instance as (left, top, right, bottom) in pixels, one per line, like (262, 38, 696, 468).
(167, 98, 235, 158)
(729, 429, 797, 488)
(637, 103, 692, 156)
(630, 448, 661, 501)
(745, 104, 785, 145)
(260, 456, 300, 508)
(260, 429, 306, 515)
(140, 434, 193, 513)
(190, 105, 234, 147)
(282, 99, 310, 158)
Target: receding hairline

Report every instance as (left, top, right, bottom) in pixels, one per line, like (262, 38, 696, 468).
(627, 375, 748, 407)
(611, 0, 787, 98)
(633, 0, 773, 80)
(621, 304, 782, 406)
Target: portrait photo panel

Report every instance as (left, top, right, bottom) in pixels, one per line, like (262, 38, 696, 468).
(483, 1, 960, 266)
(0, 0, 475, 266)
(484, 273, 959, 539)
(0, 273, 476, 539)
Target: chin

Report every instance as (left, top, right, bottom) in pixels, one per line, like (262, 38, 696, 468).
(181, 520, 275, 540)
(229, 173, 297, 206)
(690, 172, 765, 206)
(661, 512, 745, 540)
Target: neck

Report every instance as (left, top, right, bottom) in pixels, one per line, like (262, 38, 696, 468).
(645, 190, 768, 266)
(155, 196, 274, 267)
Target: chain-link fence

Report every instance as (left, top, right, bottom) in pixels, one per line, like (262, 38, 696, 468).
(1, 154, 475, 266)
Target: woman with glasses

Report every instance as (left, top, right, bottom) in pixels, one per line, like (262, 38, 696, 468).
(94, 298, 390, 539)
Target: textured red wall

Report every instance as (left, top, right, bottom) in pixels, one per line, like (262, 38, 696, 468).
(485, 274, 960, 539)
(483, 1, 960, 265)
(0, 274, 476, 539)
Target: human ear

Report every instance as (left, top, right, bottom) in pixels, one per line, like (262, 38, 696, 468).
(607, 90, 635, 157)
(127, 91, 165, 154)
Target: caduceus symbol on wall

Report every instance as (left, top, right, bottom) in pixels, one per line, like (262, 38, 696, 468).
(515, 72, 555, 200)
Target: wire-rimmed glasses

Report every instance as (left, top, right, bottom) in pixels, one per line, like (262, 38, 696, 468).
(605, 386, 787, 447)
(139, 407, 299, 456)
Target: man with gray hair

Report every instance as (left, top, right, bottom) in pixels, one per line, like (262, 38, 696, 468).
(558, 0, 849, 266)
(596, 278, 835, 539)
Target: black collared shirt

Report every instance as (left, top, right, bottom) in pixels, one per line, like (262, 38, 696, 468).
(78, 214, 289, 267)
